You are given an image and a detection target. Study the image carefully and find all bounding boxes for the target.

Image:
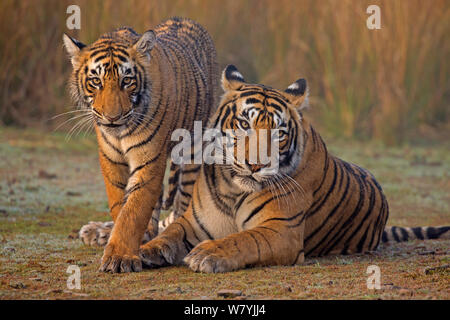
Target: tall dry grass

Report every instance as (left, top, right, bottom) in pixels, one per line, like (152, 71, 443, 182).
(0, 0, 448, 144)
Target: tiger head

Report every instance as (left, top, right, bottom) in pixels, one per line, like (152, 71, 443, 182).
(63, 28, 156, 130)
(210, 65, 309, 192)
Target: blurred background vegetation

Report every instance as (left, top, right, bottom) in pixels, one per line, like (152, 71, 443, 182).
(0, 0, 448, 145)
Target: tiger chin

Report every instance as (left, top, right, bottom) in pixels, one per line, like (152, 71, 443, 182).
(139, 65, 450, 273)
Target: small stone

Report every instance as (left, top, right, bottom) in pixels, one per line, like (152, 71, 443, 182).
(29, 277, 42, 281)
(66, 191, 82, 196)
(64, 290, 89, 297)
(217, 289, 243, 298)
(175, 287, 183, 294)
(284, 285, 292, 292)
(381, 283, 401, 290)
(10, 281, 26, 289)
(424, 264, 450, 275)
(418, 250, 435, 255)
(38, 170, 57, 179)
(45, 289, 62, 294)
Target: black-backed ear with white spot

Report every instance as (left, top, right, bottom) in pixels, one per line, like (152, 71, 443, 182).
(133, 30, 156, 58)
(63, 33, 85, 66)
(221, 65, 246, 91)
(284, 78, 309, 110)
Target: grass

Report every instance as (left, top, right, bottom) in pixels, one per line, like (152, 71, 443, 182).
(0, 126, 449, 300)
(0, 0, 449, 143)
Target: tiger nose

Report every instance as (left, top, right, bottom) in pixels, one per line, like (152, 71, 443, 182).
(250, 164, 268, 173)
(104, 114, 121, 122)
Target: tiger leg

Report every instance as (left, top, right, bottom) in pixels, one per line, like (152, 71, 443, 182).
(139, 204, 203, 267)
(79, 192, 163, 247)
(100, 153, 167, 273)
(79, 149, 129, 247)
(184, 219, 305, 273)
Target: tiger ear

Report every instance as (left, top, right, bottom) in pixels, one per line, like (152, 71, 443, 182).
(133, 30, 156, 57)
(63, 33, 85, 66)
(284, 78, 309, 110)
(221, 65, 246, 91)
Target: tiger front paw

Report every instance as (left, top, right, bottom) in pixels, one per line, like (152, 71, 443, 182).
(79, 221, 113, 246)
(183, 240, 240, 273)
(99, 241, 142, 273)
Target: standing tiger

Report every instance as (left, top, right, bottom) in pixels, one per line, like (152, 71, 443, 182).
(138, 65, 450, 273)
(63, 17, 218, 273)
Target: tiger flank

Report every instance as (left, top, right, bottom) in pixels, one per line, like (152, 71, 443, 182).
(139, 65, 450, 273)
(63, 17, 218, 273)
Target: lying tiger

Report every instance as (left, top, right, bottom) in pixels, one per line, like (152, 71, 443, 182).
(136, 65, 450, 273)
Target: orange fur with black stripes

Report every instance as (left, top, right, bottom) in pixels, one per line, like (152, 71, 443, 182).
(63, 17, 218, 273)
(139, 65, 449, 273)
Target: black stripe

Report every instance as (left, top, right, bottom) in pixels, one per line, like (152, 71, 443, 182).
(171, 222, 195, 252)
(100, 149, 128, 167)
(181, 180, 196, 186)
(234, 193, 250, 212)
(256, 226, 280, 234)
(356, 223, 371, 252)
(242, 197, 274, 226)
(399, 227, 409, 241)
(105, 176, 126, 190)
(110, 201, 122, 212)
(323, 179, 375, 256)
(182, 166, 201, 174)
(292, 249, 304, 265)
(307, 157, 339, 219)
(129, 153, 161, 177)
(250, 229, 274, 259)
(101, 131, 123, 155)
(179, 215, 201, 244)
(287, 214, 307, 229)
(391, 226, 400, 242)
(247, 232, 261, 263)
(411, 227, 424, 240)
(124, 114, 165, 154)
(381, 231, 388, 243)
(427, 226, 450, 239)
(318, 172, 365, 255)
(305, 166, 351, 253)
(192, 194, 213, 240)
(262, 210, 304, 224)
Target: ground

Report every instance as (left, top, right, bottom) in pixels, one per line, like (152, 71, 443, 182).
(0, 126, 448, 300)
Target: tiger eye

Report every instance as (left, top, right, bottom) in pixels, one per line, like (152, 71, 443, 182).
(239, 119, 250, 130)
(122, 77, 132, 85)
(90, 77, 101, 86)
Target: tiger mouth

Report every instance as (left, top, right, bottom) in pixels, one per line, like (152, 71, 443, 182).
(100, 122, 124, 128)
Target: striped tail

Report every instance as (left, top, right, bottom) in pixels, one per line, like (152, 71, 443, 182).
(382, 226, 450, 243)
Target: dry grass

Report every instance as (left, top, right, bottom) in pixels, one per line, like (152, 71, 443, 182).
(0, 127, 449, 300)
(0, 0, 449, 143)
